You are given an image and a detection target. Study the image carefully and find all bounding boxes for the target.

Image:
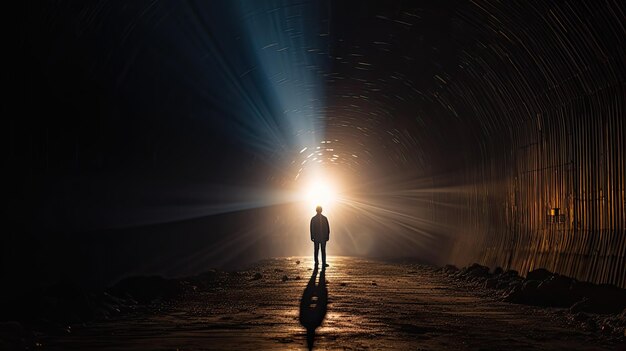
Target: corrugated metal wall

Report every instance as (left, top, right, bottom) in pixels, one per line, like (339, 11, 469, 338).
(426, 1, 626, 288)
(446, 83, 625, 287)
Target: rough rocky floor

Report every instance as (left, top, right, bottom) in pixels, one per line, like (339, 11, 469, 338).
(42, 257, 623, 350)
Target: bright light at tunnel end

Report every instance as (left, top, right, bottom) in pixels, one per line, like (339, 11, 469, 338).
(301, 179, 339, 212)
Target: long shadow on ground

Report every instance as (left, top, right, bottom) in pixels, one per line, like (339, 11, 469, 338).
(299, 266, 328, 350)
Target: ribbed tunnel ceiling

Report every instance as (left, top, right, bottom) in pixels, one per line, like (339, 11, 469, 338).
(312, 1, 625, 180)
(15, 0, 623, 187)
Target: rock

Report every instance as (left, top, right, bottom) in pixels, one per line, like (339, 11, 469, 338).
(472, 276, 487, 285)
(492, 267, 504, 275)
(568, 284, 626, 314)
(485, 278, 498, 289)
(526, 268, 552, 282)
(507, 276, 577, 307)
(583, 318, 598, 330)
(502, 270, 519, 278)
(252, 273, 263, 280)
(295, 260, 300, 265)
(500, 270, 626, 313)
(281, 275, 288, 282)
(571, 311, 590, 322)
(600, 323, 613, 335)
(522, 279, 541, 292)
(504, 280, 541, 304)
(101, 291, 125, 306)
(187, 270, 221, 290)
(535, 275, 576, 307)
(593, 284, 626, 311)
(463, 263, 490, 278)
(444, 264, 459, 273)
(496, 280, 511, 290)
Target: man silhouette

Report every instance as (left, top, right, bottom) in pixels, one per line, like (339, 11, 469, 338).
(310, 206, 330, 267)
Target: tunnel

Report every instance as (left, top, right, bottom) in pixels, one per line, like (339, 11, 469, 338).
(3, 1, 626, 348)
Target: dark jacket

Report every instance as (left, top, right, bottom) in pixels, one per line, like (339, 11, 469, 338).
(310, 213, 330, 242)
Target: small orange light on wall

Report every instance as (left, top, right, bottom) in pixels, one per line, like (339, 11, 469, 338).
(548, 208, 565, 224)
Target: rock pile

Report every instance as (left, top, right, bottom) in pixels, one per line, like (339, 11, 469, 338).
(0, 270, 224, 349)
(441, 263, 626, 338)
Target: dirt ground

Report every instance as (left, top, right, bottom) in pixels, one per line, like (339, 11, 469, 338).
(42, 257, 624, 350)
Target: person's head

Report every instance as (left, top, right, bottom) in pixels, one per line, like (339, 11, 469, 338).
(316, 206, 322, 214)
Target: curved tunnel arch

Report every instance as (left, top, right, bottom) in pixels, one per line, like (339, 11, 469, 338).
(6, 0, 625, 288)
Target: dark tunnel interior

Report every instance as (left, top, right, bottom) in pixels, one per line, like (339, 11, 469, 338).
(4, 0, 625, 293)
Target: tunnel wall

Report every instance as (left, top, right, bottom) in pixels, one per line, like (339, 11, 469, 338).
(433, 1, 626, 288)
(445, 83, 625, 287)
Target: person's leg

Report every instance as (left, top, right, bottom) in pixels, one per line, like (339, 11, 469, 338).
(314, 241, 319, 264)
(321, 241, 326, 265)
